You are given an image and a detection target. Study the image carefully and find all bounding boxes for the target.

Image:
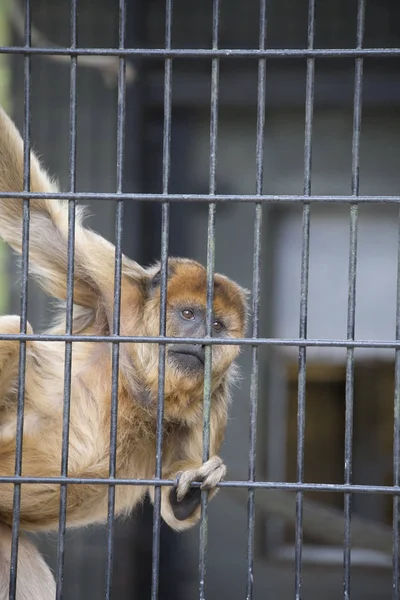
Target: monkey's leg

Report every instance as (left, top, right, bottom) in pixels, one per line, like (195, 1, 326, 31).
(151, 456, 227, 531)
(0, 316, 32, 400)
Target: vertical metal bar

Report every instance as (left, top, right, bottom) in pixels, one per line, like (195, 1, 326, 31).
(294, 1, 315, 598)
(394, 218, 400, 600)
(150, 0, 172, 597)
(55, 1, 78, 597)
(8, 2, 31, 598)
(105, 0, 127, 597)
(199, 2, 220, 598)
(344, 2, 364, 598)
(245, 0, 266, 598)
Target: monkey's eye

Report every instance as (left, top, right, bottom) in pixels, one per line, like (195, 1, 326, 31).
(181, 308, 195, 320)
(213, 320, 223, 332)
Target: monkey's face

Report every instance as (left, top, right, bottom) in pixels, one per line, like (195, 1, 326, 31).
(139, 258, 248, 406)
(167, 304, 228, 373)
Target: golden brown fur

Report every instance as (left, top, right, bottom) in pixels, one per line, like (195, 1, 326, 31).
(0, 105, 248, 595)
(0, 524, 56, 600)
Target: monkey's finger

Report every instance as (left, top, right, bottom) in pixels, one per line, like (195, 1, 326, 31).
(175, 469, 199, 501)
(173, 472, 183, 488)
(197, 455, 224, 480)
(175, 457, 226, 501)
(200, 463, 227, 491)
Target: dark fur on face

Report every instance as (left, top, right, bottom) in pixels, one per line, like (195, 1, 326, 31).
(135, 258, 248, 418)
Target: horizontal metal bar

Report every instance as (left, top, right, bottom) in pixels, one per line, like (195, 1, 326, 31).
(3, 332, 400, 349)
(1, 190, 400, 204)
(0, 46, 400, 59)
(0, 475, 399, 495)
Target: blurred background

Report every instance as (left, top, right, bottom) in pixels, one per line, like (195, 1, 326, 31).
(1, 0, 400, 598)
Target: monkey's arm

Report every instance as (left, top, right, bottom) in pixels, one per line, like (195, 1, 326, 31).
(0, 106, 145, 312)
(149, 407, 228, 531)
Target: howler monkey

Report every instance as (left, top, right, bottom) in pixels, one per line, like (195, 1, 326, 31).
(0, 106, 248, 597)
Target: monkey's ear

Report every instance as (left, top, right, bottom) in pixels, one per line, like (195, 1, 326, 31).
(149, 264, 174, 291)
(150, 270, 163, 290)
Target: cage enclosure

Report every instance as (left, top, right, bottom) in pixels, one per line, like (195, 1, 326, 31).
(0, 0, 400, 599)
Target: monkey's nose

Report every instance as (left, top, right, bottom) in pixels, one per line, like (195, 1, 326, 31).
(194, 344, 205, 364)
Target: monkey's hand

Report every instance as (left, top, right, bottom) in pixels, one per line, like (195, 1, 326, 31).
(173, 455, 226, 502)
(149, 456, 226, 531)
(169, 456, 226, 526)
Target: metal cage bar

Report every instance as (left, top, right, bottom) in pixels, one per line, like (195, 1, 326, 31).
(294, 1, 315, 596)
(394, 207, 400, 599)
(343, 1, 365, 597)
(198, 1, 220, 597)
(0, 475, 399, 493)
(6, 190, 400, 204)
(104, 1, 128, 597)
(150, 0, 172, 596)
(55, 0, 78, 597)
(6, 332, 400, 349)
(8, 2, 31, 598)
(1, 46, 400, 58)
(4, 190, 400, 204)
(245, 0, 266, 597)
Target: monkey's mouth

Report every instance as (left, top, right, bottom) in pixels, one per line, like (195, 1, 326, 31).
(168, 344, 205, 370)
